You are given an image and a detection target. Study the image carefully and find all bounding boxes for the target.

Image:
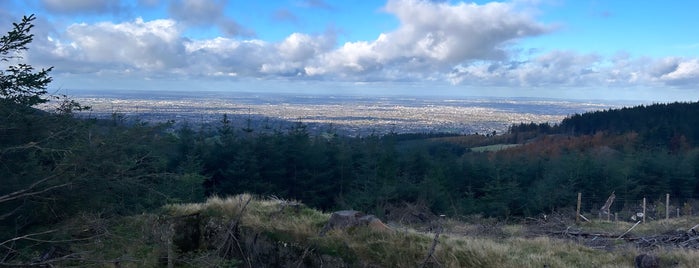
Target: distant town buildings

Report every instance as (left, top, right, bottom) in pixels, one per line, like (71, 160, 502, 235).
(62, 92, 615, 136)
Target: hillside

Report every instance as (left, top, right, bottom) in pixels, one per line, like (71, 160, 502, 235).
(512, 101, 699, 148)
(16, 194, 699, 267)
(4, 99, 699, 266)
(4, 12, 699, 267)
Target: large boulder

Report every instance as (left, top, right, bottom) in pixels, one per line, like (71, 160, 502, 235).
(320, 210, 392, 236)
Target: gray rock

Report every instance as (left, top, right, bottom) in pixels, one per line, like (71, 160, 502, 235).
(320, 210, 392, 236)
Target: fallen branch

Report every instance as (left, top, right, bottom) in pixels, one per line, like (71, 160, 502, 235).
(579, 214, 590, 223)
(0, 230, 57, 247)
(549, 230, 618, 238)
(689, 223, 699, 234)
(617, 221, 641, 239)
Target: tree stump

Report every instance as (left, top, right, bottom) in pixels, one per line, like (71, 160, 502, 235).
(634, 254, 659, 268)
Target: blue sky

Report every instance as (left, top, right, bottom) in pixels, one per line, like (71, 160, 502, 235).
(2, 0, 698, 102)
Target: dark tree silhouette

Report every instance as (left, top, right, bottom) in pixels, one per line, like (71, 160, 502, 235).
(0, 14, 52, 106)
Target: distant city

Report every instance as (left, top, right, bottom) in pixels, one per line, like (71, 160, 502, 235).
(56, 89, 628, 136)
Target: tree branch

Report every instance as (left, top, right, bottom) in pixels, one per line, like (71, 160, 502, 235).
(0, 174, 71, 204)
(0, 229, 57, 247)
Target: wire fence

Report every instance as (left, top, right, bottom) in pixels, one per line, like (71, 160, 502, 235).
(575, 192, 699, 223)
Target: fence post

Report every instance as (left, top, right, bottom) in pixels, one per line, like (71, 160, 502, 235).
(576, 192, 581, 224)
(642, 197, 646, 224)
(677, 208, 680, 218)
(666, 193, 670, 220)
(601, 192, 615, 222)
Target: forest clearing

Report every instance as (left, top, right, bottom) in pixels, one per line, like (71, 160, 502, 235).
(15, 194, 698, 267)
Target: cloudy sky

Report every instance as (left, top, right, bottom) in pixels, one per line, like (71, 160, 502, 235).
(2, 0, 698, 101)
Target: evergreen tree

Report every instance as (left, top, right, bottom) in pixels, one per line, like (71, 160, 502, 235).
(0, 15, 52, 106)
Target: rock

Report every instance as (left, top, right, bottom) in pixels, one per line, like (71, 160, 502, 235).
(320, 210, 392, 236)
(361, 215, 393, 233)
(322, 210, 363, 233)
(634, 254, 659, 268)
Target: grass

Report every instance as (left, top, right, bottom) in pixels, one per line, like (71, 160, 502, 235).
(470, 144, 520, 152)
(31, 195, 699, 267)
(576, 216, 699, 236)
(160, 194, 699, 267)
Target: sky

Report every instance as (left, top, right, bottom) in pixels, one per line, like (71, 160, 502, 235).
(1, 0, 699, 102)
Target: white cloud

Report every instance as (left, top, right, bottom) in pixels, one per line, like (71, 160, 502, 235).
(185, 38, 274, 77)
(32, 0, 551, 81)
(36, 18, 186, 73)
(303, 0, 549, 80)
(659, 59, 699, 85)
(257, 33, 336, 76)
(278, 33, 334, 61)
(447, 51, 699, 88)
(383, 0, 549, 62)
(24, 0, 699, 91)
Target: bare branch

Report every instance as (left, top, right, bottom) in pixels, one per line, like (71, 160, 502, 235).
(0, 174, 71, 204)
(0, 229, 57, 247)
(0, 128, 75, 160)
(0, 206, 22, 221)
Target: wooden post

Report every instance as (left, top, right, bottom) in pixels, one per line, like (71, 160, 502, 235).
(666, 193, 670, 220)
(576, 193, 582, 224)
(677, 208, 680, 218)
(642, 197, 646, 224)
(614, 212, 618, 222)
(600, 192, 615, 222)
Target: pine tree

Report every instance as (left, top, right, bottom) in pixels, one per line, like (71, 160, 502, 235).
(0, 14, 52, 106)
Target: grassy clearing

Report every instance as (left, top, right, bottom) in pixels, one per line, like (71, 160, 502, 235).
(576, 216, 699, 236)
(470, 144, 520, 152)
(39, 195, 699, 267)
(160, 194, 699, 267)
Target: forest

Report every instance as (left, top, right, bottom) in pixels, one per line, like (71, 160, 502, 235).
(4, 95, 699, 238)
(3, 15, 699, 264)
